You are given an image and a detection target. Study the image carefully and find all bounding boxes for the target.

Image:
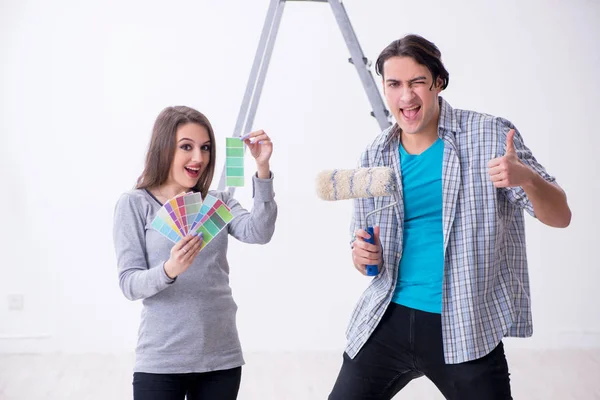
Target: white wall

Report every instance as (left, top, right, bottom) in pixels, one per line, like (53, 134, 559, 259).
(1, 0, 599, 354)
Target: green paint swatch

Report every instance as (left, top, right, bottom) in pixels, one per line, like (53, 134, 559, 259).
(226, 137, 244, 187)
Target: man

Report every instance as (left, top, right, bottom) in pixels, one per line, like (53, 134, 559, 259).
(328, 34, 571, 400)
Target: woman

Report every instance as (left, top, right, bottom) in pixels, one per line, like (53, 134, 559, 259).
(113, 106, 277, 399)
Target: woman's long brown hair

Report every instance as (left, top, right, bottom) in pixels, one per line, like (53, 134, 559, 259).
(136, 106, 216, 199)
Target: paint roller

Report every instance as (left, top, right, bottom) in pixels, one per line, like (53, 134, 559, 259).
(315, 167, 398, 276)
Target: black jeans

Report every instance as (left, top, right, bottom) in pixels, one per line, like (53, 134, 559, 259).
(133, 367, 241, 400)
(329, 303, 512, 400)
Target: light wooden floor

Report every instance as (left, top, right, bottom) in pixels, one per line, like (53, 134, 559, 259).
(1, 350, 599, 399)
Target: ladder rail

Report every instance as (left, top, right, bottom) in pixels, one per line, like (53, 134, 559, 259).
(216, 0, 286, 193)
(327, 0, 391, 131)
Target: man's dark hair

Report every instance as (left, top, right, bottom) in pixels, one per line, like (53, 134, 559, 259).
(375, 34, 449, 90)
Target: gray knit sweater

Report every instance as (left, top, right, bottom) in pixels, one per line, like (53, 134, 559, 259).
(113, 174, 277, 373)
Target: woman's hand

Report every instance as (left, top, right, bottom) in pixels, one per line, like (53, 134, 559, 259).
(163, 232, 204, 279)
(241, 129, 273, 178)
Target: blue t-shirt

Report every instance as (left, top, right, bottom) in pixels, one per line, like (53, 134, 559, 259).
(392, 138, 444, 314)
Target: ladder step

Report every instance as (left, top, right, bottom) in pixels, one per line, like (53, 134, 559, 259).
(348, 57, 370, 67)
(371, 109, 390, 118)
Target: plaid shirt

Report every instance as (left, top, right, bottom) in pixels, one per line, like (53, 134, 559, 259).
(346, 97, 556, 364)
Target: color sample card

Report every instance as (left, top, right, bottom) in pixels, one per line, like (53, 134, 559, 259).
(188, 194, 218, 233)
(182, 192, 203, 233)
(151, 192, 200, 243)
(226, 137, 244, 187)
(151, 207, 184, 243)
(162, 192, 203, 236)
(151, 193, 234, 249)
(190, 194, 234, 249)
(165, 197, 187, 236)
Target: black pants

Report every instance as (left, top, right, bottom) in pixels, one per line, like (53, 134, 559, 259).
(133, 367, 241, 400)
(329, 303, 512, 400)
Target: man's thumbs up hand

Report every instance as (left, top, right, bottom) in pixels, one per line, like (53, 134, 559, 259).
(488, 129, 534, 188)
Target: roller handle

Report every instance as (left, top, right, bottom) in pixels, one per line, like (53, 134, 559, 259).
(364, 226, 379, 276)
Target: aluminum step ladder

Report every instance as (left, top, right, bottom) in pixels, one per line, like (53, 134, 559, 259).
(217, 0, 391, 194)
